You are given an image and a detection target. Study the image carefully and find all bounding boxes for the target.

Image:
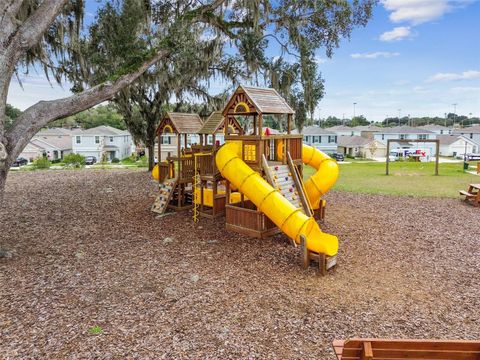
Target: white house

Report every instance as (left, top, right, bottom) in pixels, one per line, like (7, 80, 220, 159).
(72, 125, 135, 161)
(337, 136, 387, 158)
(19, 128, 73, 162)
(437, 135, 479, 157)
(373, 126, 437, 156)
(327, 125, 361, 137)
(294, 126, 338, 153)
(453, 125, 480, 145)
(418, 124, 452, 135)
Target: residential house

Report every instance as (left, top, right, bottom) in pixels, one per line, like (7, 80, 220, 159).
(327, 125, 361, 137)
(437, 135, 479, 157)
(352, 125, 383, 139)
(418, 124, 452, 135)
(19, 128, 73, 162)
(337, 136, 387, 158)
(294, 126, 338, 153)
(373, 126, 437, 156)
(72, 125, 135, 161)
(453, 125, 480, 146)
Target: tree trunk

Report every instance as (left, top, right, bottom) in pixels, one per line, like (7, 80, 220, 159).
(148, 142, 155, 171)
(0, 167, 7, 203)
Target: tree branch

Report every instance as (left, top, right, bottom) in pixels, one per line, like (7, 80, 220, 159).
(6, 49, 170, 164)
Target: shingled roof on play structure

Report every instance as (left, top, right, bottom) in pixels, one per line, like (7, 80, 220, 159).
(234, 85, 295, 115)
(198, 111, 224, 134)
(158, 112, 203, 134)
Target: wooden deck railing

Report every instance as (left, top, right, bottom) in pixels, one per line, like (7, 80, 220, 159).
(225, 134, 303, 169)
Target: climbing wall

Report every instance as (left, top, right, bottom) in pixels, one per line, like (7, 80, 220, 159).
(268, 165, 302, 209)
(151, 177, 178, 214)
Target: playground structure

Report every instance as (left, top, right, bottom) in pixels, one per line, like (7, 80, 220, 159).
(152, 86, 340, 273)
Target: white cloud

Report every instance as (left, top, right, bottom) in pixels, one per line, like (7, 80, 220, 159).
(382, 0, 450, 25)
(379, 26, 411, 41)
(350, 51, 400, 59)
(427, 70, 480, 82)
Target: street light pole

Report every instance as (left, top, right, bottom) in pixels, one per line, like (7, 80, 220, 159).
(452, 103, 457, 127)
(353, 102, 357, 121)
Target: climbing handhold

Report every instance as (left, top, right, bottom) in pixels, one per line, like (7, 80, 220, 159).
(274, 166, 279, 170)
(289, 188, 293, 192)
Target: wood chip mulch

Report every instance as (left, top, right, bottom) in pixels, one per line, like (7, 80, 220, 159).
(1, 169, 479, 359)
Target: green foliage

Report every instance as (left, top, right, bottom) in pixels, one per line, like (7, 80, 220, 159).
(63, 153, 85, 168)
(50, 105, 125, 130)
(88, 326, 103, 335)
(111, 157, 120, 163)
(5, 104, 22, 130)
(33, 157, 51, 169)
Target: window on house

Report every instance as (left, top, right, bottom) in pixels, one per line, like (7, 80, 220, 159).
(470, 133, 473, 139)
(328, 136, 335, 143)
(400, 134, 406, 140)
(95, 136, 100, 144)
(351, 132, 354, 136)
(109, 136, 114, 142)
(313, 136, 319, 143)
(335, 136, 338, 143)
(161, 136, 171, 145)
(305, 135, 310, 142)
(76, 136, 81, 144)
(440, 130, 444, 134)
(418, 134, 427, 140)
(382, 134, 385, 140)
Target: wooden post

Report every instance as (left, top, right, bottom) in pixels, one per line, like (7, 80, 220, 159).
(300, 235, 309, 269)
(386, 139, 391, 175)
(258, 113, 263, 136)
(253, 114, 257, 135)
(361, 341, 373, 360)
(226, 180, 231, 205)
(434, 139, 439, 176)
(158, 131, 162, 183)
(184, 133, 188, 150)
(287, 114, 292, 134)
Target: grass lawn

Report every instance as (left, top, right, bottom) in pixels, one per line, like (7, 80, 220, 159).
(304, 161, 480, 198)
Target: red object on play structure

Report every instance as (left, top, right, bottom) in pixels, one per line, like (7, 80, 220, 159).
(264, 127, 271, 136)
(289, 188, 293, 192)
(275, 166, 279, 170)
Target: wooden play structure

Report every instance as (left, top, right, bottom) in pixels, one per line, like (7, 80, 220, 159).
(152, 112, 203, 212)
(152, 86, 340, 274)
(333, 338, 480, 359)
(459, 183, 480, 206)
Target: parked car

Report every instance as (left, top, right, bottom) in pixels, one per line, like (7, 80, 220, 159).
(331, 153, 344, 162)
(12, 157, 28, 167)
(85, 156, 97, 165)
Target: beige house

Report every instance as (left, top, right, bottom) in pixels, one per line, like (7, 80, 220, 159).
(337, 136, 386, 158)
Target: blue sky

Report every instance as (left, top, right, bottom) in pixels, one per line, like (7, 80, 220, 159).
(7, 0, 480, 122)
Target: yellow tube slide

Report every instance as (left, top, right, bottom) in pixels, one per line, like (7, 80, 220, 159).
(302, 145, 339, 209)
(216, 141, 338, 256)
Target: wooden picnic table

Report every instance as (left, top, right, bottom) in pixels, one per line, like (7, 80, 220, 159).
(459, 183, 480, 206)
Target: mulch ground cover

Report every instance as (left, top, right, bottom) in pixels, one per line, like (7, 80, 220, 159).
(1, 169, 479, 359)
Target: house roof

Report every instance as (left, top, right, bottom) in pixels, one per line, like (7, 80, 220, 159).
(161, 112, 203, 134)
(241, 86, 294, 114)
(418, 124, 451, 131)
(353, 125, 383, 132)
(294, 126, 335, 135)
(377, 126, 434, 134)
(33, 135, 72, 150)
(198, 111, 224, 134)
(72, 125, 130, 136)
(453, 125, 480, 134)
(31, 138, 60, 151)
(338, 135, 377, 147)
(327, 125, 357, 132)
(437, 134, 478, 145)
(37, 128, 73, 136)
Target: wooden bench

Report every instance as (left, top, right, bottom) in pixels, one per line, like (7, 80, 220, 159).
(459, 183, 480, 206)
(333, 339, 480, 359)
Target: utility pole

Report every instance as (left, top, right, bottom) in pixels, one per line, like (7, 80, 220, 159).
(444, 112, 447, 127)
(452, 103, 457, 127)
(353, 102, 357, 121)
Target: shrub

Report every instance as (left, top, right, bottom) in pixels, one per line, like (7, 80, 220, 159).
(111, 157, 120, 163)
(33, 157, 51, 169)
(345, 154, 355, 159)
(63, 153, 85, 168)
